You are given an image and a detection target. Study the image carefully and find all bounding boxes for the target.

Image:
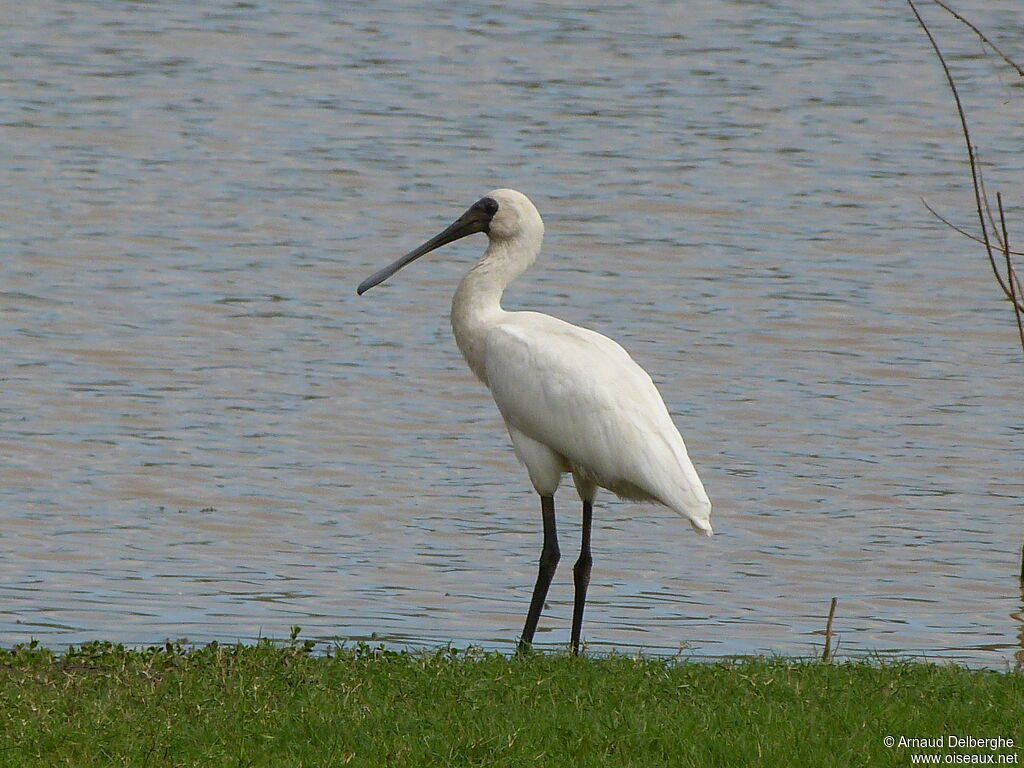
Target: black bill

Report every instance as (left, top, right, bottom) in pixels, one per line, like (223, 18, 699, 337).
(357, 196, 499, 295)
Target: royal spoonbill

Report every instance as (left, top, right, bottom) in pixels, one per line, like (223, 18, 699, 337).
(357, 189, 712, 654)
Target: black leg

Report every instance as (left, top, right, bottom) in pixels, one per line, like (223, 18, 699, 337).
(519, 494, 559, 652)
(570, 499, 593, 655)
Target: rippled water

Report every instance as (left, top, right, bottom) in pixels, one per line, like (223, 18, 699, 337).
(2, 0, 1022, 666)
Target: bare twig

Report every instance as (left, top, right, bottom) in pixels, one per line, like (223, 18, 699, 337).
(909, 1, 1024, 582)
(997, 193, 1024, 353)
(907, 0, 1024, 316)
(922, 198, 1024, 257)
(974, 149, 1005, 251)
(822, 597, 838, 663)
(930, 0, 1024, 77)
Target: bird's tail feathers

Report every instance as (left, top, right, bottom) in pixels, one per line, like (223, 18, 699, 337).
(685, 504, 714, 536)
(662, 460, 713, 536)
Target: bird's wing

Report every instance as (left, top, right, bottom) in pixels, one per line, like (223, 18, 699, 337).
(483, 312, 711, 531)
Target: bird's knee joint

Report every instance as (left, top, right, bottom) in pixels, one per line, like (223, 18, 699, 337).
(540, 545, 560, 570)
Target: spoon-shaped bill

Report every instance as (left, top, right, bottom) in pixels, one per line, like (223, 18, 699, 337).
(357, 198, 497, 295)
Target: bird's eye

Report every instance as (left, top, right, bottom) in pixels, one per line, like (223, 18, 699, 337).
(478, 197, 499, 215)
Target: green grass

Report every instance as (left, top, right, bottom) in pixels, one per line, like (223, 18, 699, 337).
(1, 634, 1021, 767)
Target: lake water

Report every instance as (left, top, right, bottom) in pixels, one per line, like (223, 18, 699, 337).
(2, 0, 1022, 667)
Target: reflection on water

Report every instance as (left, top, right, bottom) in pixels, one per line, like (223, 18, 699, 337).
(1, 1, 1022, 666)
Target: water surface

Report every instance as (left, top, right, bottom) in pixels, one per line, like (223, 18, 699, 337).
(2, 0, 1022, 666)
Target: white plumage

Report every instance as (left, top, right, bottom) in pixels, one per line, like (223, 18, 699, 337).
(358, 188, 712, 653)
(484, 313, 712, 533)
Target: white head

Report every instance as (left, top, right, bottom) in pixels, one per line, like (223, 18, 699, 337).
(357, 188, 544, 295)
(483, 188, 544, 243)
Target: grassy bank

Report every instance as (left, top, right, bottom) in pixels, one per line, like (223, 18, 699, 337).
(1, 636, 1021, 767)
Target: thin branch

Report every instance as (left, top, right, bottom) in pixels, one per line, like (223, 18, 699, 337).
(822, 597, 838, 663)
(930, 0, 1024, 77)
(997, 193, 1024, 352)
(922, 198, 1024, 262)
(907, 0, 1022, 307)
(974, 148, 1005, 251)
(1011, 265, 1024, 306)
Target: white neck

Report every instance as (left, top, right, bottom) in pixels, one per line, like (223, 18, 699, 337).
(450, 230, 543, 384)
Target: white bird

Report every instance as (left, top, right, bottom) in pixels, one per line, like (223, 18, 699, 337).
(357, 189, 712, 655)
